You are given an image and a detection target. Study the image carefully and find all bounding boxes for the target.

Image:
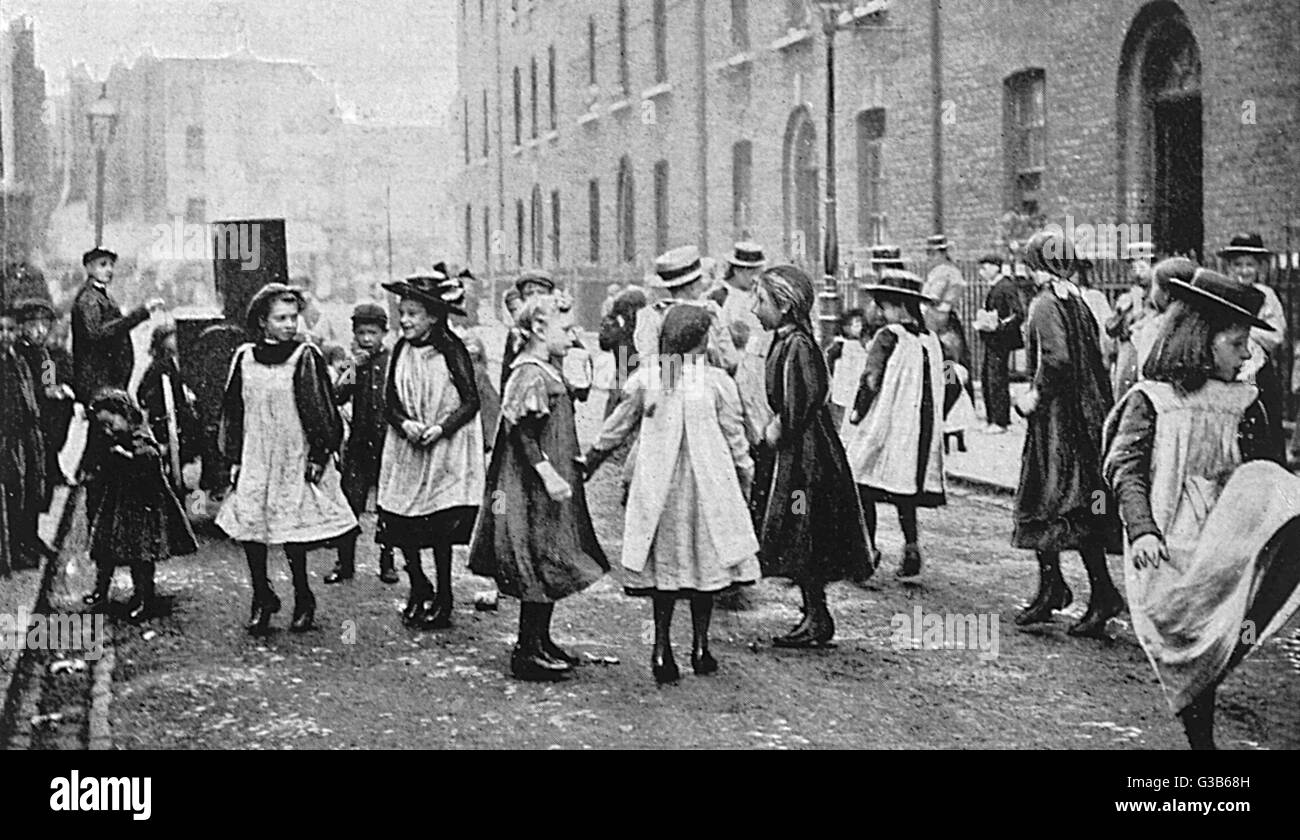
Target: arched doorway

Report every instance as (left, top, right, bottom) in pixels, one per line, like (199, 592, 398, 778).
(1117, 2, 1203, 259)
(782, 106, 820, 267)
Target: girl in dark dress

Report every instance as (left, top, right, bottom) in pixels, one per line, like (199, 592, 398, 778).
(752, 265, 873, 648)
(468, 293, 609, 681)
(1012, 230, 1124, 638)
(81, 389, 197, 622)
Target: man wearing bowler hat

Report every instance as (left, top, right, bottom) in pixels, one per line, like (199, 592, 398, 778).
(72, 246, 167, 491)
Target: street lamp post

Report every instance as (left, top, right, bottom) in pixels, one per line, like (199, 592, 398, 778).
(86, 84, 119, 248)
(815, 1, 848, 348)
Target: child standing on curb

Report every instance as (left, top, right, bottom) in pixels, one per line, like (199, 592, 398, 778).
(842, 270, 947, 578)
(468, 293, 609, 681)
(376, 272, 485, 630)
(82, 388, 197, 622)
(216, 283, 359, 636)
(584, 305, 760, 684)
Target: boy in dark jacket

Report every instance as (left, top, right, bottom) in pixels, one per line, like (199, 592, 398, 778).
(325, 302, 397, 584)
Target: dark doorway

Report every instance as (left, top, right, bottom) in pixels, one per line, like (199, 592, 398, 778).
(1154, 95, 1202, 260)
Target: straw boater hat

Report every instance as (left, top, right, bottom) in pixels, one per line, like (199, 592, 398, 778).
(859, 268, 934, 303)
(382, 270, 468, 316)
(653, 245, 705, 288)
(725, 241, 766, 269)
(1167, 268, 1272, 330)
(1216, 232, 1272, 261)
(925, 234, 950, 252)
(514, 269, 556, 295)
(870, 245, 906, 270)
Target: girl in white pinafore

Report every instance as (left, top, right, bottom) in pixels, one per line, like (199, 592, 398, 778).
(842, 270, 946, 580)
(584, 305, 760, 684)
(377, 273, 485, 631)
(217, 284, 358, 636)
(1104, 268, 1300, 750)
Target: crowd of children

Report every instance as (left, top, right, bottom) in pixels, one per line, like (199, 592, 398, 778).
(9, 229, 1297, 751)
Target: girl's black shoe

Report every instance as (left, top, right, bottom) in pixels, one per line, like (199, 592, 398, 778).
(419, 594, 453, 630)
(540, 638, 581, 666)
(126, 597, 150, 624)
(690, 649, 718, 676)
(290, 592, 317, 633)
(247, 593, 281, 636)
(510, 644, 571, 681)
(651, 651, 680, 685)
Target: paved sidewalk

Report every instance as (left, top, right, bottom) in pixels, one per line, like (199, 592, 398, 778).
(943, 382, 1031, 495)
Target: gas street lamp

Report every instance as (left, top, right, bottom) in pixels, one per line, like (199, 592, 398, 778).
(86, 83, 119, 248)
(813, 0, 852, 347)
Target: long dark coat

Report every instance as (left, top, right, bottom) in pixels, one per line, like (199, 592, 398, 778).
(1, 346, 47, 520)
(72, 282, 151, 403)
(757, 324, 872, 584)
(1013, 286, 1121, 552)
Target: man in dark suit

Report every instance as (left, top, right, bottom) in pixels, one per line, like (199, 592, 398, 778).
(976, 254, 1025, 434)
(72, 247, 166, 487)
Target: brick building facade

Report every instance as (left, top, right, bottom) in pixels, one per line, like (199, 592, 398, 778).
(452, 0, 1300, 320)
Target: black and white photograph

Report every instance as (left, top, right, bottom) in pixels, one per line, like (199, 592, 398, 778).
(1, 0, 1298, 790)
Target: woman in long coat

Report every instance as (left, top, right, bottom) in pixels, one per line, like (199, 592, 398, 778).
(753, 265, 873, 648)
(1013, 231, 1124, 638)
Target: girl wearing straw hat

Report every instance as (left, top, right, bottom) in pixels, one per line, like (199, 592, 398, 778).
(843, 269, 946, 578)
(1104, 267, 1300, 749)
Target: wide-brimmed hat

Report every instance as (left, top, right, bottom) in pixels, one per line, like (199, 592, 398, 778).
(514, 269, 555, 294)
(1123, 241, 1155, 262)
(653, 246, 705, 288)
(14, 297, 56, 321)
(859, 268, 934, 302)
(725, 241, 766, 268)
(1168, 268, 1272, 330)
(82, 246, 118, 266)
(924, 234, 950, 251)
(1216, 232, 1272, 261)
(382, 271, 468, 316)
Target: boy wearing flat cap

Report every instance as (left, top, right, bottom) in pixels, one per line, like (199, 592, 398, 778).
(72, 247, 167, 493)
(325, 302, 398, 584)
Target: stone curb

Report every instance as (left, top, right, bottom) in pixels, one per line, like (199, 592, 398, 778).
(87, 639, 115, 750)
